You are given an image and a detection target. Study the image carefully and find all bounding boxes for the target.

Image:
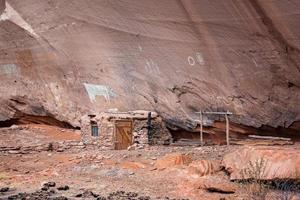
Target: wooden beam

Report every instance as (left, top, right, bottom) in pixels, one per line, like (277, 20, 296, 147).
(196, 111, 233, 115)
(248, 135, 291, 141)
(195, 110, 233, 146)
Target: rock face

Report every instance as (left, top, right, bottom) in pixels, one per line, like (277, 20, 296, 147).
(222, 146, 300, 180)
(0, 0, 299, 130)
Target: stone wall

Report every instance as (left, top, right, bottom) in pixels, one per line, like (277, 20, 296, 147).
(132, 118, 172, 147)
(151, 118, 173, 145)
(80, 112, 172, 150)
(132, 120, 148, 148)
(80, 115, 115, 150)
(0, 140, 85, 154)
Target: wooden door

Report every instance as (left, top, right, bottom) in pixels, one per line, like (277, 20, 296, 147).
(114, 120, 133, 150)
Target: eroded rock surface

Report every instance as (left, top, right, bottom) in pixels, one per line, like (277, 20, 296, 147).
(154, 153, 193, 170)
(222, 146, 300, 180)
(187, 160, 221, 177)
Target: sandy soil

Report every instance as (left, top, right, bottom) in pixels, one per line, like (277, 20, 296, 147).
(0, 125, 299, 200)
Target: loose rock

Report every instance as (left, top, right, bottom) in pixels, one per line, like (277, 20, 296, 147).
(57, 185, 70, 191)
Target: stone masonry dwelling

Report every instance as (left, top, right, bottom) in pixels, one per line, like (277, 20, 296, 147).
(80, 110, 171, 150)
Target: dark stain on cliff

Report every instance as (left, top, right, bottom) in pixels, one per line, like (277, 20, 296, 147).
(249, 0, 300, 72)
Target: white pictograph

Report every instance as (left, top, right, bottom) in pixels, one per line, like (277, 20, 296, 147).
(84, 83, 116, 103)
(0, 64, 19, 75)
(145, 59, 160, 74)
(188, 56, 195, 66)
(188, 52, 205, 66)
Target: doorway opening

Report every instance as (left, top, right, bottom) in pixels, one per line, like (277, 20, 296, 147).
(114, 120, 133, 150)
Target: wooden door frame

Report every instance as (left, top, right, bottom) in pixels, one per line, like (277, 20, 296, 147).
(114, 119, 133, 150)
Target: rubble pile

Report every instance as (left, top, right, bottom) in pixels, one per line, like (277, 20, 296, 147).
(0, 186, 190, 200)
(0, 186, 68, 200)
(0, 141, 85, 155)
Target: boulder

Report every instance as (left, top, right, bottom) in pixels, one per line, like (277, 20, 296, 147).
(176, 176, 237, 200)
(43, 182, 56, 188)
(10, 125, 19, 130)
(0, 187, 9, 192)
(57, 185, 69, 191)
(222, 147, 300, 180)
(155, 153, 192, 170)
(188, 160, 221, 177)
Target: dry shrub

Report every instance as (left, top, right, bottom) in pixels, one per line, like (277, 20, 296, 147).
(268, 180, 300, 200)
(238, 158, 300, 200)
(239, 158, 269, 200)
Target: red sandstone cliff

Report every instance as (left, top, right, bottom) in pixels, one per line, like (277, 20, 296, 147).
(0, 0, 299, 131)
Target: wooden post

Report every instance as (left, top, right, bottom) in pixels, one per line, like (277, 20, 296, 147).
(147, 112, 152, 144)
(200, 111, 203, 145)
(225, 112, 230, 145)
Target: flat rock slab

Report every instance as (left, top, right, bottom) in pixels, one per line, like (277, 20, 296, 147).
(222, 146, 300, 180)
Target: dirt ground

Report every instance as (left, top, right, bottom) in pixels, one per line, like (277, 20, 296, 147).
(0, 148, 237, 199)
(0, 125, 299, 200)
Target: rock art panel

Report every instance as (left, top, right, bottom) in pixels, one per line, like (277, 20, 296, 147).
(0, 0, 299, 131)
(83, 83, 116, 103)
(0, 64, 18, 76)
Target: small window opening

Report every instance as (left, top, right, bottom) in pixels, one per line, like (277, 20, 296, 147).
(91, 122, 99, 137)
